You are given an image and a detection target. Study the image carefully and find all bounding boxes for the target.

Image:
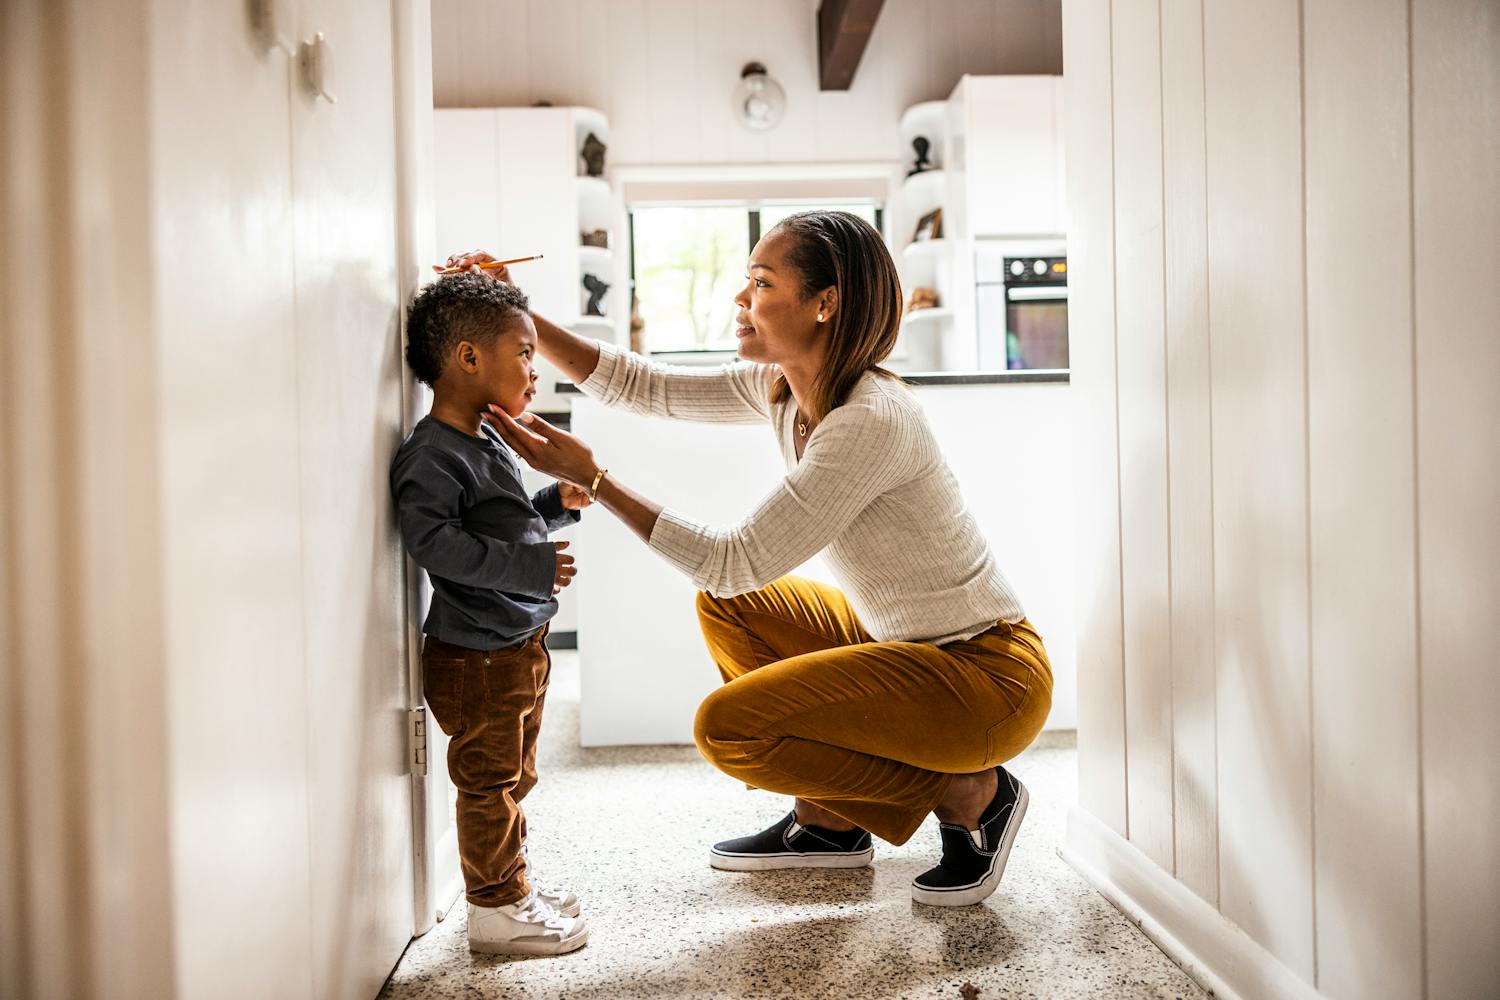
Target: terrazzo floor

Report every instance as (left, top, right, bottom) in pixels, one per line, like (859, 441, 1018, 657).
(380, 651, 1207, 1000)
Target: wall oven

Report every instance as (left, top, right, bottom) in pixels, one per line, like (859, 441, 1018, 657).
(975, 240, 1068, 371)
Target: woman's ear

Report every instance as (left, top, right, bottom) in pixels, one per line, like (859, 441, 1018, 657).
(817, 287, 839, 324)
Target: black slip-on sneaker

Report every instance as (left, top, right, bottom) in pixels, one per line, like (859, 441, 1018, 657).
(710, 811, 875, 871)
(911, 766, 1029, 907)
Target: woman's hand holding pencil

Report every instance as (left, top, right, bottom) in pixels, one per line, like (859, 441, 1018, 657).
(433, 251, 540, 278)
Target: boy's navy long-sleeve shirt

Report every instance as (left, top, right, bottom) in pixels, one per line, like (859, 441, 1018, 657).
(390, 415, 579, 651)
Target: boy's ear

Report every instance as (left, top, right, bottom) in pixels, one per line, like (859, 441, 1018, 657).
(454, 339, 480, 373)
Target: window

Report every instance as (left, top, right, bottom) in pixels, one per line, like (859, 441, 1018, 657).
(629, 201, 882, 355)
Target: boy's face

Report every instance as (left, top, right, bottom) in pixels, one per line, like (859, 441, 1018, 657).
(454, 313, 539, 418)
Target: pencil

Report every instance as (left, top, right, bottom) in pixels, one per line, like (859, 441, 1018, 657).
(434, 253, 544, 275)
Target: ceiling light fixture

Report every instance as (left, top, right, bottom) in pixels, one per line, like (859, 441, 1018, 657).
(733, 62, 786, 132)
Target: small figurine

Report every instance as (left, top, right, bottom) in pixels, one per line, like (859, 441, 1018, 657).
(907, 135, 933, 176)
(583, 273, 610, 316)
(581, 132, 607, 177)
(906, 286, 940, 314)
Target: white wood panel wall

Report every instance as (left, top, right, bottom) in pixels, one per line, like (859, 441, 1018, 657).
(1159, 0, 1216, 908)
(430, 0, 1063, 164)
(1066, 0, 1499, 996)
(1062, 0, 1126, 836)
(1303, 1, 1422, 995)
(1412, 2, 1500, 998)
(1203, 0, 1316, 979)
(1111, 0, 1174, 874)
(2, 4, 175, 998)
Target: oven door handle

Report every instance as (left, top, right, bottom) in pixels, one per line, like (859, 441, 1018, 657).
(1006, 285, 1069, 302)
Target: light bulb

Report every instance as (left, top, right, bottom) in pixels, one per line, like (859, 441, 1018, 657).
(733, 63, 786, 132)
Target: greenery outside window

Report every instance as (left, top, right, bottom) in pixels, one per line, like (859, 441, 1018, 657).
(629, 201, 882, 355)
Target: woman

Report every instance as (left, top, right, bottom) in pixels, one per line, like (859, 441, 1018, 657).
(449, 210, 1051, 907)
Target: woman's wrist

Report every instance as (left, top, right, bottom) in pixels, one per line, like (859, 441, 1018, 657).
(587, 465, 609, 501)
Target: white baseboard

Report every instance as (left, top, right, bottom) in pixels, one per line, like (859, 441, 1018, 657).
(1059, 806, 1323, 1000)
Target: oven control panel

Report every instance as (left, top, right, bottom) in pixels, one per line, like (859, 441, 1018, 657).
(1004, 257, 1068, 283)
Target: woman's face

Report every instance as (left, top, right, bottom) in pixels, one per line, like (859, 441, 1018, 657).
(474, 314, 540, 418)
(733, 228, 829, 366)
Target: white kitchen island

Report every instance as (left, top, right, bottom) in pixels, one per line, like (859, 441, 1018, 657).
(570, 375, 1077, 746)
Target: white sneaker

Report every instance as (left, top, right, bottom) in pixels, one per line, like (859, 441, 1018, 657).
(522, 843, 582, 919)
(467, 892, 589, 956)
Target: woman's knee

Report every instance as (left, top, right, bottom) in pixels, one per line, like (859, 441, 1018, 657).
(693, 684, 748, 756)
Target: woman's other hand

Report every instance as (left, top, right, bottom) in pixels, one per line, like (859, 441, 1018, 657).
(485, 406, 601, 488)
(434, 249, 513, 285)
(558, 481, 594, 510)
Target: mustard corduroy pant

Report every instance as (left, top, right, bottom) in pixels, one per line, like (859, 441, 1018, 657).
(693, 575, 1053, 845)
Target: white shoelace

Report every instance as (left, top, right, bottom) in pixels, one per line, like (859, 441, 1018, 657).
(512, 891, 567, 930)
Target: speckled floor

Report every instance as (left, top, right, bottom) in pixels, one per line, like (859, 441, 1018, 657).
(380, 651, 1207, 1000)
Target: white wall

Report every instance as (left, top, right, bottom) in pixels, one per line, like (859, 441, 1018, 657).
(2, 2, 425, 998)
(153, 2, 415, 997)
(1062, 1, 1499, 998)
(573, 381, 1077, 746)
(430, 0, 1061, 164)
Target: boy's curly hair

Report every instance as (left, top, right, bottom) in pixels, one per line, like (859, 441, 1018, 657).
(404, 273, 531, 388)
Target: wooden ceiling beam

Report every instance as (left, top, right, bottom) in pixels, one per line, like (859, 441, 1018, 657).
(818, 0, 886, 91)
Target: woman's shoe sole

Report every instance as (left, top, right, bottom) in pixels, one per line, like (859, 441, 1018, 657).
(910, 781, 1029, 907)
(709, 845, 875, 871)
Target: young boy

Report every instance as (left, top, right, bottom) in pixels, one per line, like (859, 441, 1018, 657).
(391, 273, 591, 956)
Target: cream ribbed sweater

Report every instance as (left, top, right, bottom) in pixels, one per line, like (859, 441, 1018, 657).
(578, 342, 1025, 644)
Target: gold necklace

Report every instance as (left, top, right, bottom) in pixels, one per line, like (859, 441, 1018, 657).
(796, 408, 810, 438)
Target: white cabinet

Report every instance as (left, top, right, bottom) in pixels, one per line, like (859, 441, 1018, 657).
(895, 76, 1067, 372)
(952, 75, 1067, 238)
(433, 106, 626, 411)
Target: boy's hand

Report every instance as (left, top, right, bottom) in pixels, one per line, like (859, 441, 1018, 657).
(552, 541, 576, 595)
(559, 481, 593, 510)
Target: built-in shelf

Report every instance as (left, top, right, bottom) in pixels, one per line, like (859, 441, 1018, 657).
(902, 237, 949, 261)
(576, 175, 610, 200)
(571, 316, 613, 337)
(901, 306, 953, 329)
(577, 244, 613, 271)
(901, 168, 946, 201)
(898, 100, 948, 164)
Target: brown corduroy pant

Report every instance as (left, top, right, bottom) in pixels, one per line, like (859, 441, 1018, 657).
(422, 624, 551, 907)
(693, 576, 1052, 845)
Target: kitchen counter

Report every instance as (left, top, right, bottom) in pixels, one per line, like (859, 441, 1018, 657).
(554, 369, 1069, 394)
(566, 379, 1078, 746)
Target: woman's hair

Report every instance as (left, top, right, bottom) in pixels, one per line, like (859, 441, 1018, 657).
(766, 210, 904, 422)
(404, 273, 530, 388)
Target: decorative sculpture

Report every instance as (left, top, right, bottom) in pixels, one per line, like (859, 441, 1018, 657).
(581, 132, 607, 177)
(912, 207, 943, 242)
(908, 135, 933, 176)
(583, 273, 610, 316)
(905, 286, 940, 314)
